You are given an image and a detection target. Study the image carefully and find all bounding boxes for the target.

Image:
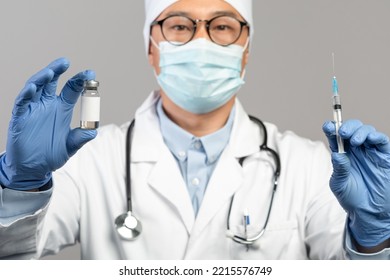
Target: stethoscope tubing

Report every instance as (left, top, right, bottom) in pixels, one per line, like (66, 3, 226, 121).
(226, 115, 281, 245)
(125, 119, 136, 212)
(118, 115, 281, 245)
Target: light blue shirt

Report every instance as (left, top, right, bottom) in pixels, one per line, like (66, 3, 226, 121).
(156, 99, 235, 216)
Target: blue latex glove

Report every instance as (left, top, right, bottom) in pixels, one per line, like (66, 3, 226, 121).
(323, 119, 390, 248)
(0, 58, 97, 190)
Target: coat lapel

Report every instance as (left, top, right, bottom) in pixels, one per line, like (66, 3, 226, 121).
(131, 92, 195, 234)
(187, 100, 263, 239)
(190, 146, 243, 238)
(147, 147, 195, 234)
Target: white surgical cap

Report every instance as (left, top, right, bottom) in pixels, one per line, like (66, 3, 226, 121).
(143, 0, 253, 54)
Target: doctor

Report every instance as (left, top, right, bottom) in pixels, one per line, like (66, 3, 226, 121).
(1, 0, 390, 259)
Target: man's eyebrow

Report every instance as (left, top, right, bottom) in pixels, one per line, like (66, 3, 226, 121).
(164, 11, 191, 17)
(211, 11, 241, 19)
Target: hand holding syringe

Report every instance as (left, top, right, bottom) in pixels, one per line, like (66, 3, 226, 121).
(324, 54, 390, 250)
(332, 53, 345, 153)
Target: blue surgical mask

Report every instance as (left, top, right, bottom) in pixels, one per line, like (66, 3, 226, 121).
(152, 38, 247, 114)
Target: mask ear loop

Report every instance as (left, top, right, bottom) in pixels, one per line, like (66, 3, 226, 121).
(242, 37, 250, 53)
(149, 36, 161, 80)
(240, 69, 247, 79)
(239, 38, 250, 79)
(150, 36, 160, 50)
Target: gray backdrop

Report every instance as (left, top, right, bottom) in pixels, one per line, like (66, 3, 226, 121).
(0, 0, 389, 259)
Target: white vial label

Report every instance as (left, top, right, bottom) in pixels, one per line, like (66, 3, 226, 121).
(80, 96, 100, 121)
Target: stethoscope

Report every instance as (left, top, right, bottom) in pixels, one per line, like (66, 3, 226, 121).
(115, 115, 281, 246)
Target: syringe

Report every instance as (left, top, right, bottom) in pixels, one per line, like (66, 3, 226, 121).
(332, 53, 345, 153)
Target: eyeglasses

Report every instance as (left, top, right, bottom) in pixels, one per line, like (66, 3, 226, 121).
(151, 15, 249, 46)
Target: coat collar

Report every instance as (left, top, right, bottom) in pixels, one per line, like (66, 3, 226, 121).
(131, 91, 263, 163)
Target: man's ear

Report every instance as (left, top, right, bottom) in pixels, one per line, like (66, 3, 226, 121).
(244, 51, 249, 66)
(243, 49, 249, 67)
(148, 40, 154, 66)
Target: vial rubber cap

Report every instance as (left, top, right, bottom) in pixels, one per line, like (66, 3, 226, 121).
(84, 79, 99, 88)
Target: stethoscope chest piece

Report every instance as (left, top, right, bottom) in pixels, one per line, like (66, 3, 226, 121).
(115, 211, 142, 240)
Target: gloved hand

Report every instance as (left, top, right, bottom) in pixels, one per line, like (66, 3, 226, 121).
(0, 58, 97, 191)
(323, 120, 390, 248)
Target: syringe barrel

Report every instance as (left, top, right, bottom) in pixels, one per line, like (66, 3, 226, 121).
(333, 109, 342, 123)
(332, 95, 345, 153)
(332, 95, 341, 107)
(332, 95, 342, 121)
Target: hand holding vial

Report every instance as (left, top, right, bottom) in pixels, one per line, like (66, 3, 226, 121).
(0, 58, 97, 190)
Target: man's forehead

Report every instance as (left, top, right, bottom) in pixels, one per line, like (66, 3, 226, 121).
(145, 0, 252, 23)
(159, 0, 241, 15)
(161, 9, 244, 20)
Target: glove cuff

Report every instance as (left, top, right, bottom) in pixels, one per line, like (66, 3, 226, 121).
(0, 154, 52, 190)
(348, 213, 390, 248)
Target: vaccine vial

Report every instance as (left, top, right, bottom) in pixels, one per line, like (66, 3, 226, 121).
(80, 80, 100, 129)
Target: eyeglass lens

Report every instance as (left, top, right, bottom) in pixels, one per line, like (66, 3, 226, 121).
(161, 16, 244, 46)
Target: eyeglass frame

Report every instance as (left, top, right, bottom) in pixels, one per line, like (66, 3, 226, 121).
(150, 14, 249, 47)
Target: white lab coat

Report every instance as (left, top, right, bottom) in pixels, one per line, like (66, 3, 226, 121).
(0, 91, 347, 259)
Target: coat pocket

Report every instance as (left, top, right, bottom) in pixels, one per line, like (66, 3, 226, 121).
(229, 220, 304, 259)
